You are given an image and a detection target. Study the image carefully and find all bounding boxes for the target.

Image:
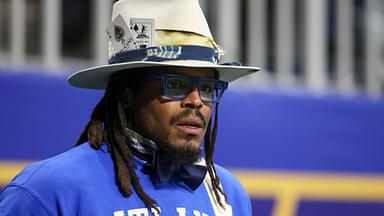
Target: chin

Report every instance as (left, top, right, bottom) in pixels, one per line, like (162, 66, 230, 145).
(158, 138, 202, 165)
(179, 138, 202, 150)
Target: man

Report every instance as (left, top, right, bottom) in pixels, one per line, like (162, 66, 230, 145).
(0, 0, 259, 215)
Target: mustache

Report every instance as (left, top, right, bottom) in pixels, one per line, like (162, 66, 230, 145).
(170, 109, 207, 129)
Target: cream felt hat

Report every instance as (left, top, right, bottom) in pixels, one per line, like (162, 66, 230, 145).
(68, 0, 260, 90)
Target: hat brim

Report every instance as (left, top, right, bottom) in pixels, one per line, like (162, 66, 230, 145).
(67, 61, 260, 90)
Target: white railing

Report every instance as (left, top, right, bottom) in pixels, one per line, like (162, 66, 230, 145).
(336, 0, 354, 94)
(10, 0, 26, 66)
(0, 0, 112, 70)
(0, 0, 383, 96)
(220, 0, 383, 97)
(364, 0, 383, 96)
(42, 0, 61, 70)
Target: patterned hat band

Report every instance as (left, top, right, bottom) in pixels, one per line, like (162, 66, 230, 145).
(108, 45, 220, 65)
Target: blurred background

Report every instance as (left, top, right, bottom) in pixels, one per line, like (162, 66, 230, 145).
(0, 0, 384, 216)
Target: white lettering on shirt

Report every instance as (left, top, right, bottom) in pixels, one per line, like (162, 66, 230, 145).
(193, 210, 208, 216)
(150, 207, 161, 216)
(127, 208, 148, 216)
(176, 207, 187, 216)
(114, 210, 125, 216)
(114, 207, 211, 216)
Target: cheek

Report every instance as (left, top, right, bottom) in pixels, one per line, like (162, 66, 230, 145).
(201, 105, 213, 126)
(132, 99, 175, 139)
(204, 106, 213, 120)
(148, 103, 174, 131)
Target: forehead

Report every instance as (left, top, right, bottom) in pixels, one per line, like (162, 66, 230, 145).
(145, 66, 217, 79)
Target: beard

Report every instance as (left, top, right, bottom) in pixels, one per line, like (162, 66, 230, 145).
(156, 138, 202, 165)
(131, 124, 203, 165)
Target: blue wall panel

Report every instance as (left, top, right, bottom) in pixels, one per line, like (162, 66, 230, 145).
(1, 71, 101, 159)
(2, 70, 383, 174)
(216, 90, 384, 173)
(298, 200, 384, 216)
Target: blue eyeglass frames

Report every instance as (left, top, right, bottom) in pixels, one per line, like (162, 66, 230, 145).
(144, 73, 228, 103)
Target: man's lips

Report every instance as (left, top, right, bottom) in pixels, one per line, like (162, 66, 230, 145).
(175, 117, 204, 135)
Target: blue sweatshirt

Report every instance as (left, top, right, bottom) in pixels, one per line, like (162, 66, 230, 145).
(0, 144, 251, 215)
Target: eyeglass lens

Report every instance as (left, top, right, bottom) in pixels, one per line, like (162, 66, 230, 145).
(165, 76, 225, 103)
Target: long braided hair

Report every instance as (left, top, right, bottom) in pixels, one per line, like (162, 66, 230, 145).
(75, 69, 228, 210)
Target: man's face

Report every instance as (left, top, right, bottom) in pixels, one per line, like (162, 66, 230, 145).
(129, 67, 215, 161)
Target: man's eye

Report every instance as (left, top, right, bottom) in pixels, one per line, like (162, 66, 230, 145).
(200, 85, 213, 93)
(167, 80, 183, 89)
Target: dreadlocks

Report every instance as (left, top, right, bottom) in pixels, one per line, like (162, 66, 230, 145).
(75, 69, 227, 210)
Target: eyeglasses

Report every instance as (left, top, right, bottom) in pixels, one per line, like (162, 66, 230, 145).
(144, 73, 228, 103)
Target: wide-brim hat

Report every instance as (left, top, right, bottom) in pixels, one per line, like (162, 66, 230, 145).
(68, 0, 260, 90)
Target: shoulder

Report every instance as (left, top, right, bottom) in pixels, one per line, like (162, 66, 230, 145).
(0, 144, 113, 214)
(214, 164, 252, 215)
(9, 143, 107, 187)
(0, 184, 51, 215)
(214, 164, 246, 193)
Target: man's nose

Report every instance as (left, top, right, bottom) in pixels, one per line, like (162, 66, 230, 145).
(181, 87, 203, 108)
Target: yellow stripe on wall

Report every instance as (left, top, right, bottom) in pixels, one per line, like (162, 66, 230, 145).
(0, 161, 30, 185)
(232, 169, 384, 216)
